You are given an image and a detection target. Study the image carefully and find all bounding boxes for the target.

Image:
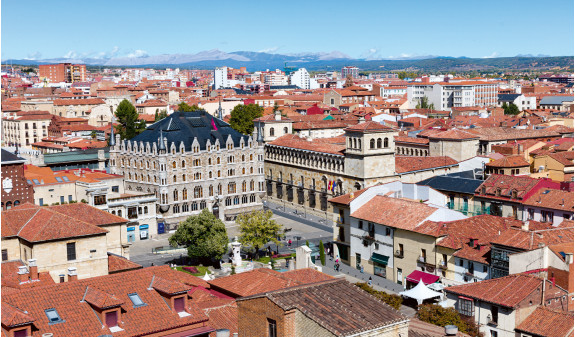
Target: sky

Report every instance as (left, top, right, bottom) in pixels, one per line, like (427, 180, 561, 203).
(1, 0, 574, 60)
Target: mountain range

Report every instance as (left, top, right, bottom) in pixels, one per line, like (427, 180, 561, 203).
(3, 49, 573, 72)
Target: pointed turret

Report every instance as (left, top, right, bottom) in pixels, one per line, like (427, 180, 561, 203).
(158, 129, 166, 152)
(217, 98, 223, 120)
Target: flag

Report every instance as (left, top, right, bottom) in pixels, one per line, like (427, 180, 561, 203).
(211, 118, 218, 131)
(332, 181, 337, 192)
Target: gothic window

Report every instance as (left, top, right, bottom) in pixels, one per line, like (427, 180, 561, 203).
(208, 158, 212, 165)
(173, 175, 177, 183)
(209, 185, 214, 196)
(194, 186, 203, 198)
(173, 189, 179, 201)
(228, 182, 236, 194)
(242, 168, 246, 174)
(209, 172, 213, 179)
(377, 138, 382, 148)
(182, 174, 186, 182)
(242, 195, 248, 204)
(270, 128, 275, 137)
(172, 161, 176, 169)
(217, 184, 222, 195)
(146, 161, 150, 169)
(200, 200, 206, 209)
(358, 139, 361, 149)
(250, 154, 253, 161)
(284, 127, 288, 134)
(384, 137, 389, 148)
(182, 188, 188, 200)
(181, 160, 186, 168)
(234, 196, 240, 205)
(192, 202, 198, 211)
(242, 155, 245, 161)
(217, 157, 221, 164)
(242, 181, 247, 192)
(225, 198, 231, 206)
(250, 194, 256, 203)
(250, 180, 255, 191)
(250, 167, 254, 174)
(370, 139, 375, 149)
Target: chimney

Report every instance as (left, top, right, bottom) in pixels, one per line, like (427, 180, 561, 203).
(18, 266, 29, 283)
(68, 267, 77, 282)
(522, 221, 530, 231)
(28, 259, 39, 281)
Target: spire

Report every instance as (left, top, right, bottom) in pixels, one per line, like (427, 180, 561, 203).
(158, 129, 166, 152)
(257, 121, 264, 144)
(217, 98, 223, 120)
(109, 119, 115, 146)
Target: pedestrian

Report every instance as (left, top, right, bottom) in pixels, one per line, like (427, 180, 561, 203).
(360, 265, 364, 273)
(368, 277, 372, 287)
(288, 239, 292, 247)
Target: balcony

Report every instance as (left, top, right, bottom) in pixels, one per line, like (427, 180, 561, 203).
(438, 261, 448, 270)
(394, 250, 404, 258)
(363, 233, 375, 241)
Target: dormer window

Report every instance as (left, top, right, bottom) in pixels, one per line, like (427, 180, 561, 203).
(45, 308, 64, 324)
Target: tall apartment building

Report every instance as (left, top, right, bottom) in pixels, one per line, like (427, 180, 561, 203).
(38, 63, 86, 83)
(2, 111, 52, 148)
(289, 68, 311, 89)
(407, 81, 499, 110)
(341, 66, 359, 79)
(109, 109, 265, 229)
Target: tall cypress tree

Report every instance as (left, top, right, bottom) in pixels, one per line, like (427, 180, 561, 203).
(114, 99, 146, 140)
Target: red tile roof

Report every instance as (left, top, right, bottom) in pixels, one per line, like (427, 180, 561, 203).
(394, 136, 430, 145)
(328, 187, 370, 205)
(515, 306, 574, 337)
(268, 134, 345, 156)
(428, 129, 480, 140)
(1, 302, 35, 328)
(351, 196, 437, 230)
(208, 268, 333, 298)
(491, 226, 574, 250)
(344, 120, 394, 133)
(1, 261, 56, 294)
(84, 286, 125, 309)
(395, 156, 458, 173)
(485, 155, 530, 168)
(523, 188, 574, 212)
(445, 274, 543, 308)
(475, 174, 542, 200)
(53, 98, 105, 106)
(108, 253, 143, 273)
(1, 266, 212, 336)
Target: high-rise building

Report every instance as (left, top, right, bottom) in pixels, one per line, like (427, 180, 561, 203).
(341, 66, 359, 79)
(290, 68, 310, 89)
(38, 63, 86, 83)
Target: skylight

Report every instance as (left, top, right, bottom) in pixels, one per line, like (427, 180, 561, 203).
(62, 176, 70, 182)
(128, 293, 146, 307)
(55, 177, 63, 182)
(32, 179, 40, 184)
(45, 308, 64, 324)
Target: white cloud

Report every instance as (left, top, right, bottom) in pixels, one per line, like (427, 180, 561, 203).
(258, 47, 279, 53)
(482, 52, 500, 58)
(25, 51, 42, 60)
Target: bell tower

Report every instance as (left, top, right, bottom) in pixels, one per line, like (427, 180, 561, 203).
(344, 121, 398, 179)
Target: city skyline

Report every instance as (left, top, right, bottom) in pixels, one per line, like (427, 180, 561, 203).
(1, 0, 573, 61)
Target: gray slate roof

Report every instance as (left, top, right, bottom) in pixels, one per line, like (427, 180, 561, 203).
(417, 175, 484, 195)
(1, 149, 26, 164)
(539, 96, 574, 105)
(128, 110, 250, 151)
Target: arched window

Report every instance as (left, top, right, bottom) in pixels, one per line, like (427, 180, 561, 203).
(153, 162, 157, 169)
(182, 174, 186, 182)
(173, 175, 177, 183)
(192, 202, 198, 211)
(353, 138, 357, 148)
(250, 167, 254, 174)
(172, 161, 176, 169)
(377, 138, 382, 148)
(14, 200, 20, 207)
(194, 186, 203, 198)
(217, 157, 221, 165)
(173, 190, 179, 201)
(250, 180, 255, 191)
(284, 127, 288, 134)
(384, 137, 389, 148)
(146, 161, 150, 169)
(208, 158, 212, 165)
(209, 172, 213, 179)
(209, 185, 214, 196)
(182, 188, 188, 200)
(228, 183, 236, 194)
(118, 209, 122, 217)
(242, 195, 248, 204)
(144, 206, 148, 214)
(225, 198, 231, 206)
(242, 181, 247, 192)
(217, 170, 221, 178)
(250, 154, 253, 161)
(200, 200, 206, 209)
(270, 128, 275, 136)
(217, 184, 222, 195)
(111, 210, 116, 215)
(358, 139, 361, 149)
(181, 160, 186, 168)
(242, 168, 246, 174)
(370, 139, 375, 149)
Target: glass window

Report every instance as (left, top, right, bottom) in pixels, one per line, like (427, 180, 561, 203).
(268, 318, 277, 337)
(128, 293, 146, 307)
(67, 242, 76, 261)
(458, 298, 474, 316)
(94, 195, 106, 205)
(45, 308, 64, 323)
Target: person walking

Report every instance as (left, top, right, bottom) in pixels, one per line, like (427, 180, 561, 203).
(288, 239, 292, 247)
(360, 265, 364, 274)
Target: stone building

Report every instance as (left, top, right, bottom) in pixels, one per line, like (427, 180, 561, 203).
(261, 120, 459, 217)
(109, 110, 265, 228)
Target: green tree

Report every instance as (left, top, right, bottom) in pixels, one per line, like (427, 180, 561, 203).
(114, 99, 146, 140)
(90, 130, 97, 140)
(229, 104, 264, 135)
(154, 109, 169, 121)
(237, 210, 283, 259)
(306, 240, 310, 247)
(318, 240, 326, 265)
(417, 304, 482, 337)
(415, 96, 435, 110)
(178, 102, 201, 112)
(504, 103, 520, 115)
(501, 102, 508, 112)
(168, 209, 229, 265)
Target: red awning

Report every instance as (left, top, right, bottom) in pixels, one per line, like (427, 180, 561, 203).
(406, 270, 440, 285)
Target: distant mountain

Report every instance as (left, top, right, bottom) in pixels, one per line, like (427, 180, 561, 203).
(3, 50, 573, 72)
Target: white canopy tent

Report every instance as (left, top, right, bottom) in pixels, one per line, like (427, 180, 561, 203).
(399, 279, 443, 305)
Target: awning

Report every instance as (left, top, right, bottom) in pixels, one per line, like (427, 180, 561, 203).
(406, 270, 439, 285)
(370, 253, 389, 266)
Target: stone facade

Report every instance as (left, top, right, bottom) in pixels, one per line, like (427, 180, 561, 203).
(1, 150, 34, 211)
(109, 110, 265, 228)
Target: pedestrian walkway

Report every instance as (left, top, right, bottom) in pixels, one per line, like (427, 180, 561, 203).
(320, 255, 404, 294)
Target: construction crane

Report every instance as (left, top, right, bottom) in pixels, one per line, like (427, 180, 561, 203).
(284, 62, 298, 76)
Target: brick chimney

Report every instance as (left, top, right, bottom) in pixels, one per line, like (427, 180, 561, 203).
(18, 266, 29, 283)
(68, 267, 78, 282)
(28, 259, 38, 281)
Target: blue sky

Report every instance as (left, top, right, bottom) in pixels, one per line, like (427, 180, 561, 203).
(2, 0, 573, 60)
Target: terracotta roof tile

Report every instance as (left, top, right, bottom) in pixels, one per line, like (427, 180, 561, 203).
(516, 306, 574, 337)
(351, 196, 437, 230)
(108, 253, 143, 273)
(485, 155, 530, 168)
(328, 187, 370, 205)
(84, 286, 125, 309)
(428, 129, 480, 140)
(491, 226, 574, 250)
(395, 156, 458, 173)
(475, 174, 542, 200)
(445, 274, 543, 308)
(268, 134, 345, 156)
(1, 302, 35, 327)
(394, 136, 430, 145)
(152, 276, 193, 295)
(523, 188, 574, 212)
(53, 98, 105, 106)
(344, 121, 394, 133)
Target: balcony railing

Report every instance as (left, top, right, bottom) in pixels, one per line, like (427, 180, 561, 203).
(447, 203, 491, 216)
(394, 250, 404, 258)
